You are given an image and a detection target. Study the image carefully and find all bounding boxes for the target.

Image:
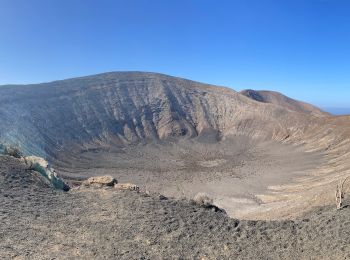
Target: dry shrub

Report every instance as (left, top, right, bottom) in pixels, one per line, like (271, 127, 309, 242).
(336, 176, 349, 210)
(193, 192, 214, 207)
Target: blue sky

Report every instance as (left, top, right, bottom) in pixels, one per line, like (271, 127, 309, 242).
(0, 0, 349, 109)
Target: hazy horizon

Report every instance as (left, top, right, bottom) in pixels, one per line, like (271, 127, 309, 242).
(322, 107, 350, 115)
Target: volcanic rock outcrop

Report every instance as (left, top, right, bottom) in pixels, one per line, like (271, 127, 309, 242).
(82, 175, 117, 187)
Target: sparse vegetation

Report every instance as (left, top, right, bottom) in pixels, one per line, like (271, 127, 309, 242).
(176, 182, 186, 198)
(193, 192, 214, 207)
(193, 192, 225, 213)
(336, 176, 349, 210)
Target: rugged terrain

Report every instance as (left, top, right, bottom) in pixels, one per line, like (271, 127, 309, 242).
(0, 72, 349, 219)
(1, 156, 350, 260)
(1, 72, 350, 259)
(0, 72, 332, 157)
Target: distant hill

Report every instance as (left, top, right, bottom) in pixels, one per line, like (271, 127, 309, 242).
(240, 89, 329, 116)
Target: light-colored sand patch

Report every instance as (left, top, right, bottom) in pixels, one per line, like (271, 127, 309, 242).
(197, 159, 227, 167)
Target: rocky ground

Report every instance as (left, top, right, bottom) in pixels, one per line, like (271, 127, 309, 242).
(1, 155, 350, 260)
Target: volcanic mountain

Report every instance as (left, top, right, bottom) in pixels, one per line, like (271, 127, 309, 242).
(0, 72, 332, 155)
(0, 72, 349, 219)
(240, 89, 329, 116)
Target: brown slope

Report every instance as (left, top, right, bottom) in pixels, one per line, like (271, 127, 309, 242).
(240, 89, 329, 116)
(0, 72, 317, 157)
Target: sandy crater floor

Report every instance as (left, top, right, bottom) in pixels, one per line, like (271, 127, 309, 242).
(56, 137, 324, 219)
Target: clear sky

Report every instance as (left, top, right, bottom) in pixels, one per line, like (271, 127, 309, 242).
(0, 0, 349, 109)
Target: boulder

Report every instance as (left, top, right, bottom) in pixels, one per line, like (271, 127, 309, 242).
(83, 176, 117, 187)
(24, 156, 49, 169)
(114, 183, 139, 192)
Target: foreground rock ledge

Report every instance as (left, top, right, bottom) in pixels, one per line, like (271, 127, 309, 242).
(1, 156, 350, 260)
(82, 175, 118, 187)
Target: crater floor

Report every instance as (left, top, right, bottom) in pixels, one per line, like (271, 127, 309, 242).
(55, 137, 324, 219)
